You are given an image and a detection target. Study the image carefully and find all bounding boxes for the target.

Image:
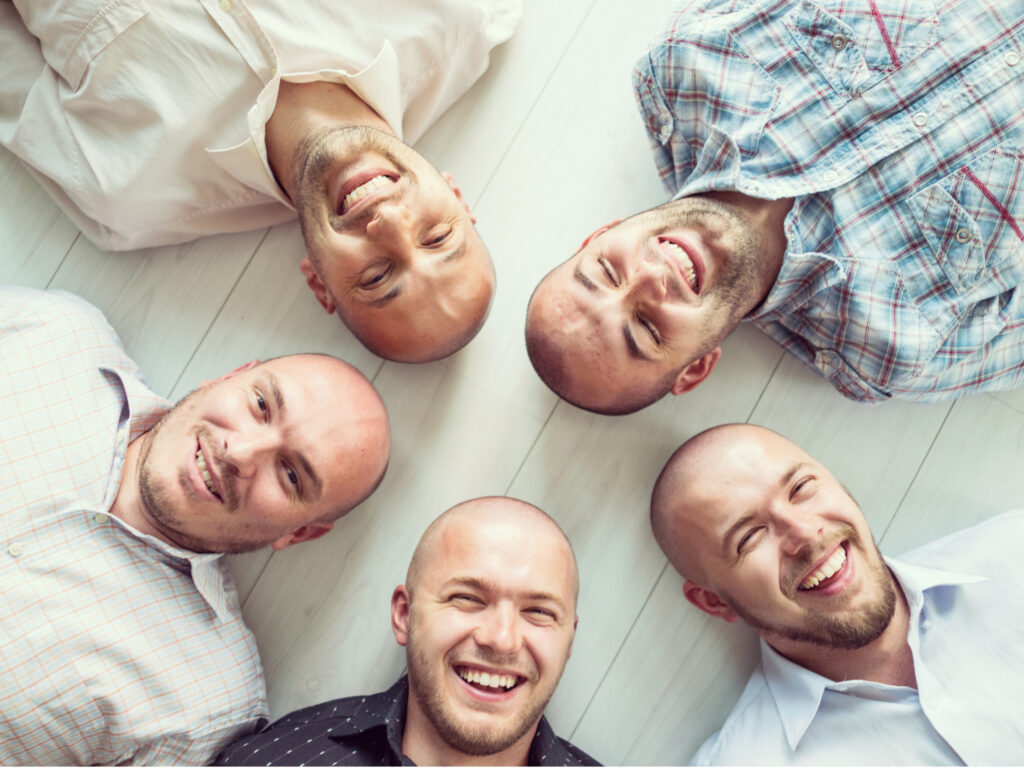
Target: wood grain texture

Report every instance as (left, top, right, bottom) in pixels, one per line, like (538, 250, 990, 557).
(2, 0, 1021, 763)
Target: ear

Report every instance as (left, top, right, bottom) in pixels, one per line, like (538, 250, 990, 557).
(270, 521, 333, 551)
(683, 581, 739, 623)
(579, 220, 623, 251)
(299, 258, 336, 314)
(200, 359, 259, 388)
(441, 171, 476, 224)
(670, 346, 722, 395)
(391, 585, 411, 646)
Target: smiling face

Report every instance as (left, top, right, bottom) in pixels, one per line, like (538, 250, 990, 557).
(392, 499, 578, 762)
(652, 426, 897, 654)
(133, 355, 390, 554)
(293, 126, 494, 362)
(526, 196, 774, 414)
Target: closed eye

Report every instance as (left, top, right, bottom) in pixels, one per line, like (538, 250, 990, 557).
(737, 526, 765, 554)
(598, 257, 617, 286)
(638, 315, 660, 344)
(423, 226, 453, 247)
(360, 264, 392, 288)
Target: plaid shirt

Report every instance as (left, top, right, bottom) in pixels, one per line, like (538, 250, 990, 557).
(0, 287, 267, 765)
(634, 0, 1024, 402)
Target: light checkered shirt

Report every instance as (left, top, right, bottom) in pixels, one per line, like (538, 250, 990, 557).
(634, 0, 1024, 402)
(0, 287, 267, 765)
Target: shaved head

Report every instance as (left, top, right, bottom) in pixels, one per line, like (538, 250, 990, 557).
(406, 497, 579, 605)
(651, 423, 797, 582)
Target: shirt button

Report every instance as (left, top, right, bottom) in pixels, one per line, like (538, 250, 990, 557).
(921, 619, 932, 631)
(955, 227, 971, 243)
(8, 542, 23, 557)
(823, 169, 839, 184)
(831, 35, 848, 51)
(659, 122, 672, 142)
(94, 513, 109, 524)
(219, 0, 231, 10)
(1006, 51, 1020, 67)
(818, 353, 835, 367)
(912, 111, 928, 128)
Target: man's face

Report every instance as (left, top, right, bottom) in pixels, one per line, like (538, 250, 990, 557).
(136, 356, 389, 554)
(294, 126, 494, 362)
(395, 514, 578, 756)
(680, 431, 896, 650)
(526, 196, 768, 411)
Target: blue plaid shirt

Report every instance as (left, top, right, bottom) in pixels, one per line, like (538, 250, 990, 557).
(634, 0, 1024, 402)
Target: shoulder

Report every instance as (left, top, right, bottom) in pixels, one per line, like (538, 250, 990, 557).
(690, 666, 788, 765)
(898, 511, 1024, 578)
(531, 717, 602, 766)
(1, 286, 113, 337)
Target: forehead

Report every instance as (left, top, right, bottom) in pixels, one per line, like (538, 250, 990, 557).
(425, 516, 576, 603)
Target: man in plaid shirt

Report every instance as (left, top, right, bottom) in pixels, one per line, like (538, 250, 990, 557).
(526, 0, 1024, 414)
(0, 286, 390, 764)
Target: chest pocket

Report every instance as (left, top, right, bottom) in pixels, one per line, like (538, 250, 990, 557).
(907, 143, 1024, 295)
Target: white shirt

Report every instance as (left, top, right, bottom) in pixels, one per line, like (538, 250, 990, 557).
(0, 287, 267, 765)
(0, 0, 521, 250)
(693, 512, 1024, 765)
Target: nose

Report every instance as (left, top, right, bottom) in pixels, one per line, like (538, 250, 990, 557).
(474, 603, 522, 656)
(774, 511, 822, 557)
(629, 258, 668, 302)
(223, 430, 276, 479)
(365, 200, 412, 242)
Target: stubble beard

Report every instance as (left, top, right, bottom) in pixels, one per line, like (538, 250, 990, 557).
(724, 533, 899, 650)
(404, 622, 552, 757)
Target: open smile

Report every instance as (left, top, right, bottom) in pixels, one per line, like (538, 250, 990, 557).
(335, 169, 399, 216)
(453, 664, 526, 702)
(193, 440, 223, 502)
(657, 236, 703, 295)
(796, 542, 852, 595)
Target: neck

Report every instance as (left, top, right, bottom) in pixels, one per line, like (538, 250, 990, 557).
(401, 692, 537, 766)
(265, 80, 395, 202)
(769, 584, 917, 688)
(704, 189, 793, 309)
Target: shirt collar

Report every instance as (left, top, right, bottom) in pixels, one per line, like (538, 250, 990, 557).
(100, 365, 237, 622)
(205, 41, 404, 209)
(762, 555, 987, 750)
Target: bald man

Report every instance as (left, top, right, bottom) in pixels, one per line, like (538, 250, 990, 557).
(1, 286, 390, 765)
(215, 497, 599, 766)
(650, 424, 1024, 765)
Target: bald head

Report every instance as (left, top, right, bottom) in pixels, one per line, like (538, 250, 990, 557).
(651, 423, 816, 583)
(407, 497, 579, 606)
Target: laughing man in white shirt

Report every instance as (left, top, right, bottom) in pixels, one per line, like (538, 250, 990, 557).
(0, 0, 521, 362)
(650, 423, 1024, 765)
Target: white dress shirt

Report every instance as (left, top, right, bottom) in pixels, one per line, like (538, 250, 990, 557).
(0, 0, 520, 250)
(0, 287, 267, 765)
(693, 512, 1024, 765)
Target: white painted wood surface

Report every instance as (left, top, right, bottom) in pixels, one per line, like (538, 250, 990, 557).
(2, 0, 1021, 763)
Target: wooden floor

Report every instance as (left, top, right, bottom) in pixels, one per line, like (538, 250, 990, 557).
(3, 0, 1023, 763)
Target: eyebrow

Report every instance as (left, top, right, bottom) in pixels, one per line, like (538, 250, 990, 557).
(720, 461, 812, 553)
(442, 576, 568, 612)
(261, 371, 324, 501)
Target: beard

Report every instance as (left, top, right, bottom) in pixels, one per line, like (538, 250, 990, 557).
(134, 391, 266, 556)
(723, 533, 899, 650)
(292, 125, 412, 264)
(404, 623, 554, 757)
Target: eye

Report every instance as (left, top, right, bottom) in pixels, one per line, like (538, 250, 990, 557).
(254, 391, 269, 421)
(423, 226, 453, 247)
(449, 593, 483, 608)
(737, 526, 766, 554)
(638, 315, 661, 344)
(791, 477, 816, 499)
(525, 606, 555, 620)
(598, 257, 618, 286)
(285, 466, 299, 488)
(359, 264, 392, 288)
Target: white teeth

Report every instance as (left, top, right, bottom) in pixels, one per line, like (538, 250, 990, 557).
(661, 240, 698, 291)
(195, 447, 217, 497)
(457, 668, 518, 690)
(799, 546, 847, 590)
(342, 175, 394, 211)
